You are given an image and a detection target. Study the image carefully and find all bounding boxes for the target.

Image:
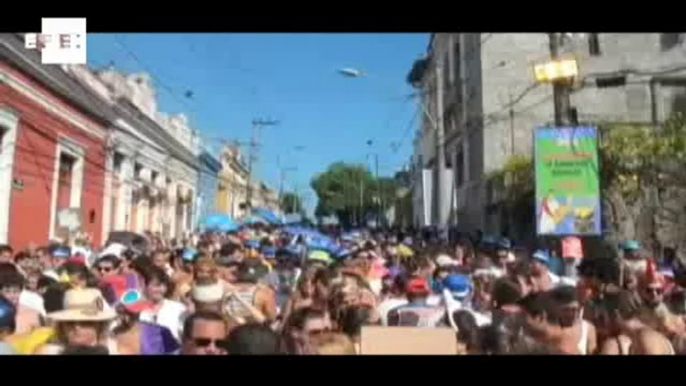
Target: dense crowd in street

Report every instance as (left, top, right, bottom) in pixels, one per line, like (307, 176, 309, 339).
(0, 223, 685, 355)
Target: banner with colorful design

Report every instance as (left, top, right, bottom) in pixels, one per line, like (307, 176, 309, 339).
(534, 126, 601, 236)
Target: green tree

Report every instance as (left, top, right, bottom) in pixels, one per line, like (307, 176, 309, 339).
(488, 154, 536, 240)
(600, 113, 686, 259)
(280, 192, 304, 216)
(311, 162, 396, 227)
(491, 113, 686, 260)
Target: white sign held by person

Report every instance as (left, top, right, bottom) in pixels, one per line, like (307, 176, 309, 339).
(25, 18, 87, 64)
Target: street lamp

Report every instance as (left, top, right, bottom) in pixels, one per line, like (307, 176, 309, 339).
(337, 66, 446, 227)
(338, 68, 365, 78)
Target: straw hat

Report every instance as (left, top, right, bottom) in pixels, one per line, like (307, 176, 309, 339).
(47, 288, 117, 322)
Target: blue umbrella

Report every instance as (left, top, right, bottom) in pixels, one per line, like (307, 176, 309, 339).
(284, 213, 303, 224)
(253, 207, 283, 225)
(305, 232, 339, 254)
(283, 225, 307, 235)
(202, 213, 239, 232)
(241, 215, 268, 225)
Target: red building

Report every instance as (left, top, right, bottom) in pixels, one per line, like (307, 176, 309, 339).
(0, 34, 112, 249)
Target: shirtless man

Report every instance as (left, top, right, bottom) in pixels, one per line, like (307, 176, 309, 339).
(599, 290, 675, 355)
(635, 259, 686, 346)
(519, 291, 580, 354)
(549, 285, 597, 354)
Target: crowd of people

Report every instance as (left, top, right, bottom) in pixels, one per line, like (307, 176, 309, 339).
(0, 225, 685, 355)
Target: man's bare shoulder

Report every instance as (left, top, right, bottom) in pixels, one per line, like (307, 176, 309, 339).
(634, 328, 671, 354)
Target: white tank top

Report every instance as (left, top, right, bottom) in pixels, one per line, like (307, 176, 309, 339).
(106, 338, 119, 355)
(577, 321, 590, 355)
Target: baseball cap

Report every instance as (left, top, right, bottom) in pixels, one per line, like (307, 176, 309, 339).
(237, 258, 269, 283)
(191, 281, 224, 303)
(308, 250, 333, 265)
(619, 240, 641, 252)
(443, 274, 471, 299)
(405, 276, 431, 295)
(182, 248, 198, 262)
(532, 250, 551, 266)
(0, 296, 16, 330)
(51, 245, 71, 259)
(436, 254, 458, 268)
(100, 243, 127, 259)
(496, 237, 512, 250)
(245, 240, 260, 250)
(262, 246, 276, 259)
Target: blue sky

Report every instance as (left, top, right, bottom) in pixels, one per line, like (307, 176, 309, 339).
(86, 33, 428, 214)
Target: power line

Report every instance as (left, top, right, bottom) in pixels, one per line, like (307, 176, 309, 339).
(112, 34, 196, 113)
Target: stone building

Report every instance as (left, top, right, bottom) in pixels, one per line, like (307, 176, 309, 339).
(411, 33, 686, 241)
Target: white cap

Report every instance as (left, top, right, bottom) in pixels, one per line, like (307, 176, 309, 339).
(473, 267, 505, 279)
(100, 243, 127, 259)
(436, 254, 458, 268)
(191, 282, 224, 303)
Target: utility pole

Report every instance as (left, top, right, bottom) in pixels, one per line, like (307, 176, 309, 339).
(245, 119, 278, 209)
(374, 153, 381, 228)
(278, 166, 297, 213)
(434, 61, 448, 227)
(548, 33, 572, 126)
(509, 91, 516, 156)
(359, 177, 365, 227)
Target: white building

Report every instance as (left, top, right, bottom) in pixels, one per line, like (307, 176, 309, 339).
(66, 65, 201, 239)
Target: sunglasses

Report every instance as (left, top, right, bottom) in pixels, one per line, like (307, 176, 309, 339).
(192, 337, 229, 348)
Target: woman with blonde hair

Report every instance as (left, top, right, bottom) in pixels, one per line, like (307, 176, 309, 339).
(310, 332, 356, 355)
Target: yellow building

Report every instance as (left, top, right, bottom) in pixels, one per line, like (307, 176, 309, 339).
(217, 145, 249, 219)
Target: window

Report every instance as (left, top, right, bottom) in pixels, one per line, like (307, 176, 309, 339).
(134, 163, 142, 179)
(453, 38, 461, 84)
(56, 153, 76, 211)
(0, 127, 6, 156)
(113, 152, 124, 173)
(658, 79, 686, 119)
(588, 33, 601, 56)
(443, 54, 450, 91)
(455, 150, 464, 187)
(59, 153, 76, 175)
(444, 111, 452, 134)
(661, 33, 683, 51)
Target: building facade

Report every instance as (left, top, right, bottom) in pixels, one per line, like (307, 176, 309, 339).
(217, 144, 249, 219)
(196, 150, 222, 229)
(411, 33, 686, 237)
(66, 65, 201, 240)
(254, 182, 280, 213)
(0, 33, 112, 248)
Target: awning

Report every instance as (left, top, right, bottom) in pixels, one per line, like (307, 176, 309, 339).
(202, 212, 239, 232)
